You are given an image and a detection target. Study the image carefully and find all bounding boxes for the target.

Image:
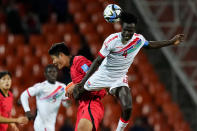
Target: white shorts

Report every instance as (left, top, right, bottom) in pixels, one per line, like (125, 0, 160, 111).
(34, 116, 55, 131)
(84, 71, 129, 95)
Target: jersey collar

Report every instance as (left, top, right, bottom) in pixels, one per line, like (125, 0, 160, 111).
(45, 80, 56, 85)
(69, 56, 74, 67)
(0, 89, 9, 97)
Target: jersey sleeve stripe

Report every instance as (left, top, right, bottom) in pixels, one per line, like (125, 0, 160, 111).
(143, 40, 149, 46)
(27, 89, 31, 97)
(98, 52, 105, 58)
(104, 35, 118, 47)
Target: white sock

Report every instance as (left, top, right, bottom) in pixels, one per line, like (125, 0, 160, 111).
(116, 118, 129, 131)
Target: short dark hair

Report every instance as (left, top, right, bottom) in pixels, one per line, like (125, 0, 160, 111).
(0, 71, 12, 79)
(120, 11, 138, 24)
(45, 64, 57, 73)
(48, 42, 70, 56)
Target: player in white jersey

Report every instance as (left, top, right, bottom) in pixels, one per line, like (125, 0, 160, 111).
(73, 11, 184, 131)
(20, 64, 70, 131)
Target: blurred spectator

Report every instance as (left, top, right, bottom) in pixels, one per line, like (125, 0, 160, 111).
(77, 44, 94, 61)
(25, 0, 50, 23)
(50, 0, 68, 22)
(23, 12, 41, 34)
(6, 2, 25, 34)
(129, 117, 153, 131)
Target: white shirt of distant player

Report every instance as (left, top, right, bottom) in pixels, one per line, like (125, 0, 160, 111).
(98, 32, 149, 78)
(20, 80, 68, 131)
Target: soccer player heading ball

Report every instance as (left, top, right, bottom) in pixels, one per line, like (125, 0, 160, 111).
(73, 11, 184, 131)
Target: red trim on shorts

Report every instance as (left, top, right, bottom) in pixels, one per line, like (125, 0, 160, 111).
(120, 117, 129, 123)
(98, 52, 105, 59)
(27, 89, 31, 97)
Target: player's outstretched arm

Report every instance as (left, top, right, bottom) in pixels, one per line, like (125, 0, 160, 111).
(20, 91, 35, 120)
(0, 115, 28, 124)
(0, 116, 18, 123)
(145, 34, 184, 49)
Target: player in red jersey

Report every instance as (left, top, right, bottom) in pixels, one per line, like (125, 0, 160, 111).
(48, 43, 106, 131)
(0, 71, 28, 131)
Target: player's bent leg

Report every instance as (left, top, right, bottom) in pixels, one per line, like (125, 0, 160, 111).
(113, 86, 132, 131)
(116, 86, 132, 120)
(77, 118, 93, 131)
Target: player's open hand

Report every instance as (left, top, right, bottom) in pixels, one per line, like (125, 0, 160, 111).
(16, 116, 28, 125)
(170, 34, 184, 45)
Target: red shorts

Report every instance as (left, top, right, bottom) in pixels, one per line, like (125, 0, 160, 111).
(75, 98, 104, 131)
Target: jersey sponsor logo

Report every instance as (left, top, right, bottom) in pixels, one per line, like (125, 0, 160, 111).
(87, 81, 91, 88)
(116, 46, 123, 48)
(81, 64, 89, 73)
(123, 76, 128, 84)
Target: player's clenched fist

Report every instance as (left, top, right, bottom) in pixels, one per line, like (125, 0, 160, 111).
(65, 82, 75, 98)
(73, 83, 85, 100)
(16, 116, 28, 125)
(25, 111, 34, 120)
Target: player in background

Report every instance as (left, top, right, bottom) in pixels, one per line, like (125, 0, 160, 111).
(73, 12, 185, 131)
(48, 43, 106, 131)
(0, 71, 28, 131)
(20, 64, 71, 131)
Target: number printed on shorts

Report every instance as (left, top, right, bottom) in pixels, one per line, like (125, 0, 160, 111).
(123, 76, 128, 84)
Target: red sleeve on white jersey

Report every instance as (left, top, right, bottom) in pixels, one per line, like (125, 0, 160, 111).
(74, 56, 92, 73)
(26, 89, 31, 97)
(27, 83, 41, 97)
(99, 34, 118, 57)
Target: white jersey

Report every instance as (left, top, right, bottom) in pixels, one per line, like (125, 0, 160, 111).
(20, 81, 69, 131)
(98, 32, 148, 78)
(84, 32, 148, 93)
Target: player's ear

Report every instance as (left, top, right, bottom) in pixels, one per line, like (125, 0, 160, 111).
(59, 52, 64, 58)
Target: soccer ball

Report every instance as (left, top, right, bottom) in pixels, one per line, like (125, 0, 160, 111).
(103, 4, 122, 23)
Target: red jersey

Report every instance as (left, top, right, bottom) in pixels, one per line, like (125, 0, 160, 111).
(70, 56, 106, 101)
(0, 90, 13, 131)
